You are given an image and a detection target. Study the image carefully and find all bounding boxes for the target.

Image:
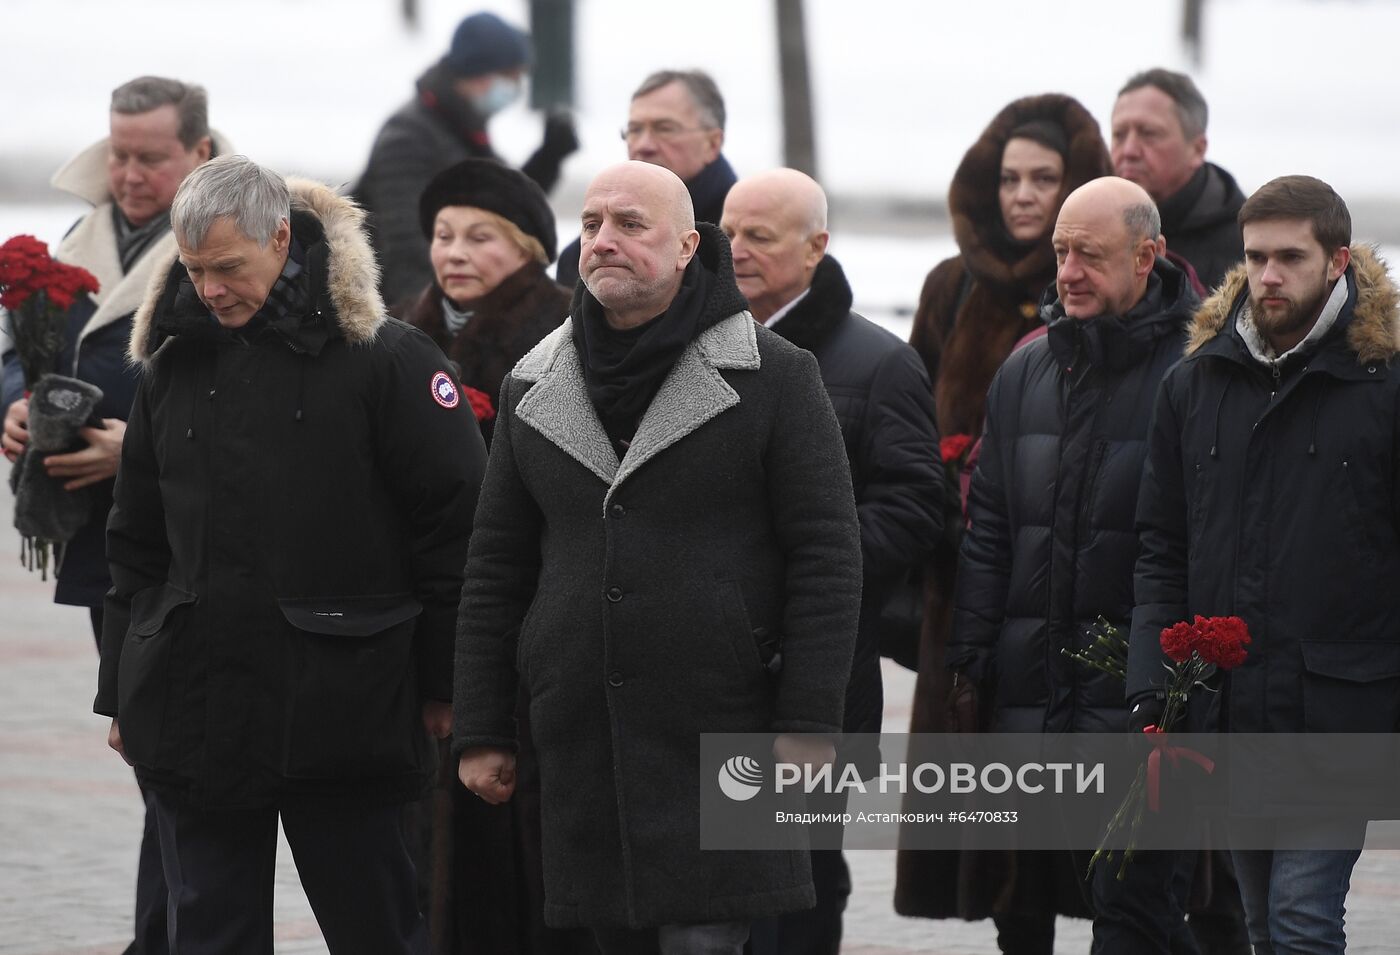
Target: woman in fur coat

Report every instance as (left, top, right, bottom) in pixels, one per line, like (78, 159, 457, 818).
(393, 157, 571, 446)
(896, 94, 1111, 951)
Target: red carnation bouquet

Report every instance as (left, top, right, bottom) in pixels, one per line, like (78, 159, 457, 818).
(1066, 614, 1251, 878)
(1, 235, 99, 387)
(2, 234, 103, 577)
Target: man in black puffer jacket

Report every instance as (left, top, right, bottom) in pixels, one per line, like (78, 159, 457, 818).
(949, 177, 1200, 954)
(722, 169, 947, 955)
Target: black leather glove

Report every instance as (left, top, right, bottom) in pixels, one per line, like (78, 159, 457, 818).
(1128, 692, 1166, 733)
(539, 109, 580, 162)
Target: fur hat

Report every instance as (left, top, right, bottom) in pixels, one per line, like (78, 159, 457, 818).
(418, 158, 557, 262)
(444, 12, 531, 78)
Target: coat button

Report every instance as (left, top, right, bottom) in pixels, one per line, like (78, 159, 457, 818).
(610, 503, 625, 518)
(608, 671, 624, 687)
(606, 586, 624, 602)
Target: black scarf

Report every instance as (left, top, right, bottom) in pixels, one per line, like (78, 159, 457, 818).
(112, 205, 171, 273)
(571, 223, 747, 452)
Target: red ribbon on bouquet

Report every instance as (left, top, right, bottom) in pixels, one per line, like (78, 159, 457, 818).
(1142, 725, 1215, 812)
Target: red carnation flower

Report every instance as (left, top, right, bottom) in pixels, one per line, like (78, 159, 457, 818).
(940, 433, 975, 464)
(1159, 619, 1195, 663)
(1193, 615, 1251, 670)
(464, 386, 496, 423)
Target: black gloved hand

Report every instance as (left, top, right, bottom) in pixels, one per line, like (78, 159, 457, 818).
(1128, 692, 1166, 733)
(539, 109, 579, 162)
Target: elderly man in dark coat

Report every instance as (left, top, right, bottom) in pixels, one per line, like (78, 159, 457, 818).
(951, 177, 1201, 954)
(454, 160, 862, 954)
(721, 167, 947, 955)
(555, 70, 737, 289)
(98, 155, 486, 953)
(1111, 69, 1246, 290)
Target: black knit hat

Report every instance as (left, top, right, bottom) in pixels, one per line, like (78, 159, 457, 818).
(418, 158, 557, 262)
(444, 12, 531, 78)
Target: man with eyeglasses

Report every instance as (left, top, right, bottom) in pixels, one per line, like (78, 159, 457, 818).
(556, 69, 737, 287)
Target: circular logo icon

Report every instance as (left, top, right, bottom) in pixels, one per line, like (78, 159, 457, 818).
(718, 755, 764, 802)
(431, 371, 460, 409)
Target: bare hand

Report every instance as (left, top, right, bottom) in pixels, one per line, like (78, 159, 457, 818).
(108, 718, 131, 766)
(458, 745, 517, 804)
(2, 397, 28, 462)
(772, 733, 837, 770)
(44, 418, 126, 490)
(421, 700, 452, 739)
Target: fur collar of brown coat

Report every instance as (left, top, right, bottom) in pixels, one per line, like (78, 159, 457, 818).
(130, 178, 383, 366)
(1186, 244, 1400, 362)
(950, 93, 1111, 289)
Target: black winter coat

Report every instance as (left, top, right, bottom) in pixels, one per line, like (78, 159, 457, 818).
(1159, 162, 1246, 292)
(454, 234, 862, 929)
(95, 180, 486, 808)
(1131, 248, 1400, 733)
(554, 154, 737, 289)
(768, 255, 946, 739)
(951, 259, 1198, 733)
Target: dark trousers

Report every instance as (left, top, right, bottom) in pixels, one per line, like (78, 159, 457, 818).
(149, 791, 427, 955)
(747, 788, 852, 955)
(92, 607, 168, 955)
(1085, 848, 1201, 955)
(746, 849, 850, 955)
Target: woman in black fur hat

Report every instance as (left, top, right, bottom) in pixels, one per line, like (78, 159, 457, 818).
(392, 157, 571, 444)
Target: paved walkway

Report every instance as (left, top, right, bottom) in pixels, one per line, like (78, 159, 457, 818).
(1, 478, 1396, 952)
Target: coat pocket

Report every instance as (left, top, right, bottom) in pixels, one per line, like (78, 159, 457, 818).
(117, 583, 198, 769)
(1300, 640, 1400, 733)
(278, 593, 427, 779)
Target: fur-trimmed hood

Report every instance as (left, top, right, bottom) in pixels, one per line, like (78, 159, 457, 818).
(130, 177, 384, 366)
(949, 93, 1112, 292)
(1186, 244, 1400, 363)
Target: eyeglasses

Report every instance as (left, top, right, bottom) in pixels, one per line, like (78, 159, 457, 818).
(619, 122, 711, 143)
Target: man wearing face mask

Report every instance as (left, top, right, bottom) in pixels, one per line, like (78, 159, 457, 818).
(358, 10, 579, 306)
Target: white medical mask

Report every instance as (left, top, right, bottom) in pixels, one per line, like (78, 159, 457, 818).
(473, 75, 522, 117)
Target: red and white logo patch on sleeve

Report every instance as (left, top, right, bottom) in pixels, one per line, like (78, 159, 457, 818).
(430, 371, 460, 409)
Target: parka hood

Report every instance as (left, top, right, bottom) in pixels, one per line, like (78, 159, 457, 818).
(1186, 244, 1400, 363)
(949, 94, 1112, 293)
(130, 177, 384, 366)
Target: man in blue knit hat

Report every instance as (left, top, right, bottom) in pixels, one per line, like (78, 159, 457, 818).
(358, 10, 579, 306)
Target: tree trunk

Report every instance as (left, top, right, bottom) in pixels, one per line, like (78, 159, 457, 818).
(774, 0, 818, 177)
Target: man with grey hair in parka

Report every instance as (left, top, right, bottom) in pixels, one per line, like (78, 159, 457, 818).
(98, 154, 486, 953)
